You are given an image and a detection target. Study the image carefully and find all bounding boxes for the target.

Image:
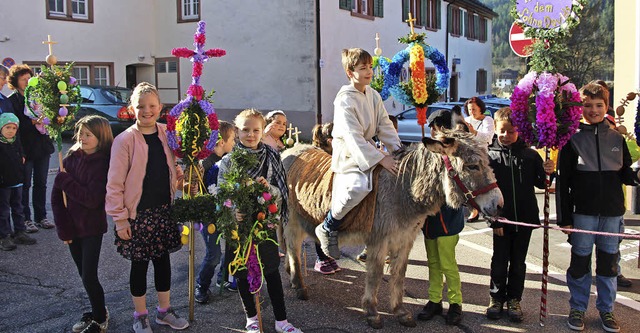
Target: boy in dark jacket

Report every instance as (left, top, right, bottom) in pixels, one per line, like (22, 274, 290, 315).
(486, 107, 553, 322)
(0, 113, 36, 250)
(556, 82, 639, 332)
(416, 109, 466, 326)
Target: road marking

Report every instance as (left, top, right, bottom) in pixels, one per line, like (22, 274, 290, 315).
(458, 239, 640, 311)
(460, 227, 492, 236)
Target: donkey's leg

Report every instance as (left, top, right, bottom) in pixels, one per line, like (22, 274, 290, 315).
(284, 210, 309, 300)
(362, 240, 388, 329)
(388, 241, 417, 327)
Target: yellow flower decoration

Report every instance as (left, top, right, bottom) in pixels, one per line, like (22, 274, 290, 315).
(409, 44, 428, 105)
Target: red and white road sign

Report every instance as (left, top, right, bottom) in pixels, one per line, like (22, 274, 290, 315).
(509, 22, 534, 58)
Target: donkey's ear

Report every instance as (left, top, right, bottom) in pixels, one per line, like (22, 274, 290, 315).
(422, 137, 457, 154)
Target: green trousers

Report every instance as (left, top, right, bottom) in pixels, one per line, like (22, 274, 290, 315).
(425, 234, 462, 304)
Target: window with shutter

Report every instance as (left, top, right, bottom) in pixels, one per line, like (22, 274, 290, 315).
(402, 0, 411, 21)
(373, 0, 383, 18)
(339, 0, 352, 10)
(476, 69, 487, 93)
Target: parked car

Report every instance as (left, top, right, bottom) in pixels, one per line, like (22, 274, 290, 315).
(393, 103, 459, 143)
(75, 85, 135, 135)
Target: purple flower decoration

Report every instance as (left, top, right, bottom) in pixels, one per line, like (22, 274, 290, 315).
(511, 71, 582, 149)
(246, 243, 263, 293)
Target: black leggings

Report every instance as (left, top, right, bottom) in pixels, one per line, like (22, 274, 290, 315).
(237, 270, 287, 321)
(69, 235, 107, 323)
(130, 253, 171, 297)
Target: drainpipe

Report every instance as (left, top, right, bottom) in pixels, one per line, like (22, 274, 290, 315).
(445, 0, 459, 102)
(315, 0, 322, 124)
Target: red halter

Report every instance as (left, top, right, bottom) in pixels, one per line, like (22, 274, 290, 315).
(442, 155, 498, 212)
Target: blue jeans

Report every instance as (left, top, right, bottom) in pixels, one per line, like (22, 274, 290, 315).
(22, 155, 51, 222)
(196, 228, 222, 290)
(0, 186, 26, 238)
(566, 214, 622, 313)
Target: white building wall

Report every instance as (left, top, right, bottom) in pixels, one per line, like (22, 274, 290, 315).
(320, 2, 493, 122)
(0, 0, 155, 93)
(0, 1, 493, 135)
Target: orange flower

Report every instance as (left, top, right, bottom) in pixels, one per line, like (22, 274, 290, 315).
(256, 212, 266, 221)
(409, 44, 428, 105)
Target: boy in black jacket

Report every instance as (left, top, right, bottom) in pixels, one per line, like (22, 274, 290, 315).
(0, 113, 36, 250)
(486, 107, 554, 322)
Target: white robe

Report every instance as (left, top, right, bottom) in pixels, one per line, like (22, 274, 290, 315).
(330, 85, 401, 220)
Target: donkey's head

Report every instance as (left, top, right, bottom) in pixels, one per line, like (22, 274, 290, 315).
(421, 131, 503, 217)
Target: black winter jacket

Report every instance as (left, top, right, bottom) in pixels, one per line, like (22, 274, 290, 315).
(556, 121, 639, 226)
(8, 92, 54, 160)
(0, 137, 25, 188)
(488, 137, 546, 228)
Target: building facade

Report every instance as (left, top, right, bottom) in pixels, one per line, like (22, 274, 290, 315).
(0, 0, 496, 136)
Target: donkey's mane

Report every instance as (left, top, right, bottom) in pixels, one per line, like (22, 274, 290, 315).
(392, 130, 479, 208)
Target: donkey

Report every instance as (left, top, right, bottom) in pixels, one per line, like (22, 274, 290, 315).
(281, 130, 503, 329)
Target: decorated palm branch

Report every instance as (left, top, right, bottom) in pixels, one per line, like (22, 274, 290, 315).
(165, 20, 225, 320)
(214, 149, 281, 293)
(24, 35, 82, 206)
(378, 13, 449, 138)
(508, 0, 587, 324)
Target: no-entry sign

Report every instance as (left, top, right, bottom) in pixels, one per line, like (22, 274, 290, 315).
(509, 22, 534, 58)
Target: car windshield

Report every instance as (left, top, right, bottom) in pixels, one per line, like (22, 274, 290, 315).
(102, 88, 131, 104)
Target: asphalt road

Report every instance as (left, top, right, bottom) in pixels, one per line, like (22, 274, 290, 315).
(1, 138, 639, 332)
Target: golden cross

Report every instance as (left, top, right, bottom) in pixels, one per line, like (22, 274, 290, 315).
(406, 12, 416, 36)
(292, 127, 302, 143)
(42, 35, 57, 55)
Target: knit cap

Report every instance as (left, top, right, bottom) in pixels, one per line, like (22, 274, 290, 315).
(0, 112, 19, 143)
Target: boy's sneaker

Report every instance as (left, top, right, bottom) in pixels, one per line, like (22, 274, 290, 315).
(617, 274, 632, 288)
(74, 309, 109, 333)
(72, 312, 93, 332)
(194, 284, 210, 303)
(216, 280, 238, 292)
(567, 309, 585, 331)
(24, 220, 39, 233)
(507, 299, 523, 322)
(314, 259, 335, 275)
(327, 257, 341, 272)
(315, 224, 340, 259)
(155, 307, 189, 330)
(12, 231, 36, 245)
(275, 322, 304, 333)
(599, 311, 620, 333)
(446, 303, 463, 325)
(132, 314, 153, 333)
(37, 218, 55, 229)
(486, 297, 504, 319)
(417, 301, 443, 321)
(79, 321, 103, 333)
(0, 236, 17, 251)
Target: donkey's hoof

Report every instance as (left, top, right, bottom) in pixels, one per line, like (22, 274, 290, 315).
(367, 316, 384, 329)
(296, 288, 309, 300)
(398, 314, 417, 327)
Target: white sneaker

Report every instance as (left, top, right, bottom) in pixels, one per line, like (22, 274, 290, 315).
(276, 323, 304, 333)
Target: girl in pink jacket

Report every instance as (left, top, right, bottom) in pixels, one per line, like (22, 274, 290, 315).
(106, 82, 188, 333)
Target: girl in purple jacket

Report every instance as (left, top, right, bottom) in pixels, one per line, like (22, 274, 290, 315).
(51, 115, 113, 333)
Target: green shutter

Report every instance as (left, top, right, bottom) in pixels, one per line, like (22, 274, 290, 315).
(339, 0, 352, 10)
(463, 11, 467, 37)
(436, 0, 441, 29)
(459, 8, 464, 35)
(373, 0, 384, 18)
(447, 5, 452, 31)
(420, 0, 427, 26)
(402, 0, 410, 22)
(484, 18, 488, 41)
(474, 15, 479, 39)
